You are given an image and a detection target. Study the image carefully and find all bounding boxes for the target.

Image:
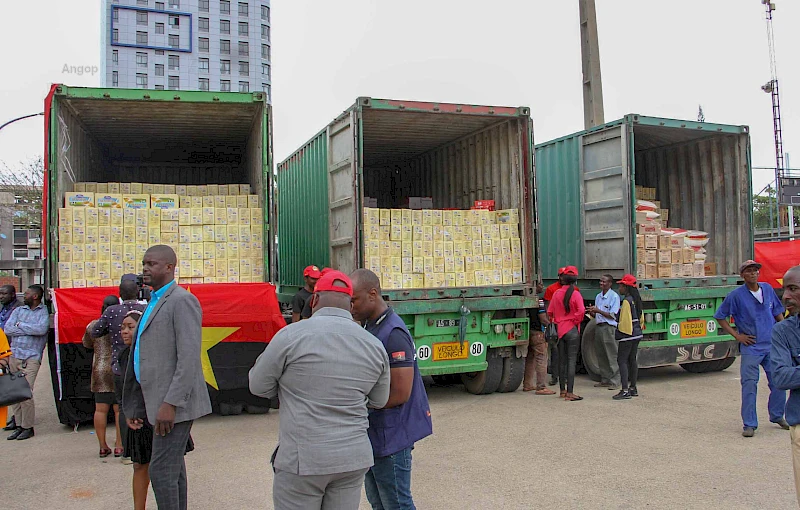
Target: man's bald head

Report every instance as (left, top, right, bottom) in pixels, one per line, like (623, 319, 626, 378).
(349, 269, 385, 323)
(783, 266, 800, 316)
(351, 268, 382, 295)
(142, 244, 176, 290)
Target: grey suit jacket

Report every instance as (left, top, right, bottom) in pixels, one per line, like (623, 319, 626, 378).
(122, 282, 212, 425)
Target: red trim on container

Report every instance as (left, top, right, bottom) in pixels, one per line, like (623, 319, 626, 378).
(42, 83, 60, 260)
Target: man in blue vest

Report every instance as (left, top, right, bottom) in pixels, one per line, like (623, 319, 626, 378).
(350, 269, 433, 510)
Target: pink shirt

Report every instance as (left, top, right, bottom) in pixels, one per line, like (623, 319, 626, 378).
(548, 286, 586, 338)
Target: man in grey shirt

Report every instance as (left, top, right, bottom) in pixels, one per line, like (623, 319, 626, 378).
(249, 270, 391, 510)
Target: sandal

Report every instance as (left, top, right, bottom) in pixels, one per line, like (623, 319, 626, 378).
(559, 390, 567, 398)
(565, 393, 584, 401)
(535, 388, 556, 395)
(99, 448, 112, 458)
(522, 387, 536, 392)
(114, 447, 124, 457)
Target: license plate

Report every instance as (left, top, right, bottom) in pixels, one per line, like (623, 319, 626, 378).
(435, 319, 458, 328)
(683, 303, 708, 311)
(680, 320, 707, 338)
(433, 342, 468, 361)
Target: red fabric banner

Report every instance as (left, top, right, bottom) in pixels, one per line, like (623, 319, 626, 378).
(53, 283, 286, 345)
(755, 240, 800, 288)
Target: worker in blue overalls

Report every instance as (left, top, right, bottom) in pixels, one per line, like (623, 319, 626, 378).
(714, 259, 788, 437)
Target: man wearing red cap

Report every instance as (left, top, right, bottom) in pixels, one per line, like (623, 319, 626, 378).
(249, 270, 391, 510)
(714, 259, 787, 437)
(291, 265, 321, 323)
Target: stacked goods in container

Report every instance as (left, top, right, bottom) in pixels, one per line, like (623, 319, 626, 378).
(634, 186, 708, 279)
(57, 182, 264, 288)
(362, 206, 523, 290)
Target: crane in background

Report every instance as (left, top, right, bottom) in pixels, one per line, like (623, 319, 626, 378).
(579, 0, 604, 129)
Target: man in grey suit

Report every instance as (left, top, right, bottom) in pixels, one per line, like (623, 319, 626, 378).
(249, 270, 391, 510)
(123, 245, 211, 510)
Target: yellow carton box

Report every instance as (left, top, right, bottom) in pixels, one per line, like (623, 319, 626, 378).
(239, 225, 251, 243)
(227, 242, 240, 259)
(239, 184, 251, 195)
(433, 242, 444, 258)
(202, 195, 215, 208)
(72, 226, 86, 244)
(215, 260, 228, 279)
(190, 243, 204, 260)
(96, 194, 124, 209)
(227, 259, 240, 277)
(178, 260, 192, 278)
(224, 195, 237, 209)
(217, 185, 229, 196)
(390, 209, 402, 226)
(248, 208, 262, 224)
(179, 196, 191, 208)
(72, 208, 86, 227)
(58, 208, 72, 227)
(203, 242, 216, 260)
(59, 227, 73, 245)
(110, 243, 124, 261)
(411, 210, 423, 226)
(190, 226, 203, 243)
(148, 227, 161, 244)
(142, 183, 154, 194)
(239, 258, 252, 277)
(97, 260, 111, 280)
(226, 225, 239, 243)
(85, 261, 98, 279)
(226, 207, 239, 225)
(214, 225, 227, 243)
(71, 279, 86, 289)
(202, 208, 215, 225)
(191, 196, 204, 209)
(110, 261, 124, 280)
(202, 225, 215, 243)
(85, 226, 98, 244)
(178, 226, 191, 244)
(122, 227, 136, 244)
(98, 243, 111, 262)
(134, 208, 149, 227)
(215, 242, 227, 259)
(177, 208, 191, 226)
(109, 208, 124, 227)
(190, 260, 204, 277)
(161, 232, 179, 244)
(213, 208, 227, 225)
(65, 192, 95, 208)
(98, 226, 112, 244)
(236, 195, 248, 209)
(203, 259, 216, 277)
(151, 194, 179, 209)
(212, 195, 225, 209)
(178, 243, 191, 261)
(412, 225, 424, 241)
(152, 184, 164, 194)
(158, 208, 178, 222)
(190, 208, 203, 225)
(71, 262, 85, 279)
(238, 208, 250, 226)
(161, 220, 179, 233)
(247, 195, 259, 209)
(84, 207, 99, 227)
(58, 262, 71, 281)
(110, 226, 123, 244)
(123, 194, 150, 209)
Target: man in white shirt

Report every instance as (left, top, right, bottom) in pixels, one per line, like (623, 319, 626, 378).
(588, 274, 621, 390)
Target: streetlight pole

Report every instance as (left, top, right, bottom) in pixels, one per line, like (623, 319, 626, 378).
(0, 112, 44, 133)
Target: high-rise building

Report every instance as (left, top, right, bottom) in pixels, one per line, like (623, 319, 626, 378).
(100, 0, 271, 101)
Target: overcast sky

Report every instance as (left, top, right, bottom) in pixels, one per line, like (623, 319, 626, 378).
(0, 0, 796, 195)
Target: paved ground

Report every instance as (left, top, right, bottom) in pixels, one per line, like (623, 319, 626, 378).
(3, 354, 797, 509)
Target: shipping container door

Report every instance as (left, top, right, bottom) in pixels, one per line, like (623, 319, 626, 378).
(581, 125, 631, 278)
(327, 111, 360, 274)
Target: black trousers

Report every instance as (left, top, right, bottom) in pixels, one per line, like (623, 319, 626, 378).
(617, 340, 641, 390)
(557, 327, 580, 393)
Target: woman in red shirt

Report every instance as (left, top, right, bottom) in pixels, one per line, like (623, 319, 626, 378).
(548, 266, 586, 401)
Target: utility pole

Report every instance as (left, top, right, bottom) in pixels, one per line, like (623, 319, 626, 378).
(579, 0, 605, 129)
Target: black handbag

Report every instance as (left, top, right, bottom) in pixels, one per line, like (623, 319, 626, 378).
(0, 365, 32, 407)
(545, 322, 559, 344)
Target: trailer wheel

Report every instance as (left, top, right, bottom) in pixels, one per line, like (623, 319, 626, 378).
(497, 355, 525, 393)
(680, 357, 736, 373)
(461, 348, 503, 395)
(579, 320, 603, 382)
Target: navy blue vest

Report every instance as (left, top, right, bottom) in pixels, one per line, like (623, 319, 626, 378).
(367, 309, 433, 457)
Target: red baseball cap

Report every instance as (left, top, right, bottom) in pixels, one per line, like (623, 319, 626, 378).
(303, 265, 322, 279)
(617, 274, 638, 286)
(557, 267, 566, 276)
(320, 267, 334, 276)
(314, 270, 353, 296)
(562, 266, 578, 276)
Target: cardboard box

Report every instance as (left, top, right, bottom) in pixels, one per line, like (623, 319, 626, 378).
(110, 243, 124, 261)
(151, 194, 180, 209)
(214, 208, 227, 225)
(107, 183, 119, 194)
(215, 261, 228, 279)
(97, 261, 111, 279)
(161, 232, 179, 244)
(658, 263, 672, 278)
(72, 279, 87, 289)
(72, 208, 86, 227)
(189, 242, 203, 260)
(203, 242, 216, 260)
(109, 208, 124, 227)
(682, 248, 696, 264)
(227, 242, 239, 259)
(644, 234, 659, 250)
(71, 262, 85, 279)
(202, 225, 215, 243)
(693, 262, 706, 277)
(645, 264, 657, 279)
(83, 208, 98, 227)
(682, 263, 694, 277)
(177, 243, 191, 260)
(123, 194, 150, 209)
(215, 242, 227, 260)
(227, 259, 240, 277)
(190, 225, 203, 243)
(202, 207, 215, 225)
(659, 234, 671, 250)
(670, 263, 683, 278)
(240, 242, 252, 258)
(657, 250, 672, 264)
(110, 226, 124, 243)
(180, 196, 192, 208)
(235, 195, 248, 210)
(148, 227, 161, 244)
(160, 208, 179, 222)
(637, 221, 660, 234)
(190, 208, 203, 225)
(198, 185, 209, 197)
(214, 225, 227, 243)
(226, 208, 239, 225)
(239, 184, 251, 195)
(58, 208, 72, 227)
(238, 208, 251, 226)
(203, 259, 216, 277)
(65, 192, 95, 208)
(636, 248, 646, 264)
(703, 262, 717, 276)
(142, 183, 154, 194)
(202, 195, 215, 208)
(190, 260, 204, 277)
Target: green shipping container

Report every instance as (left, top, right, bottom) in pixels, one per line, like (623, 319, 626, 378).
(44, 85, 275, 285)
(535, 114, 753, 376)
(277, 97, 539, 394)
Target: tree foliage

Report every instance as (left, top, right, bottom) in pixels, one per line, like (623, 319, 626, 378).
(0, 157, 44, 230)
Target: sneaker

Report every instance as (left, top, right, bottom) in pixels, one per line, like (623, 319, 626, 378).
(612, 390, 632, 400)
(742, 427, 755, 437)
(773, 418, 791, 430)
(629, 387, 638, 397)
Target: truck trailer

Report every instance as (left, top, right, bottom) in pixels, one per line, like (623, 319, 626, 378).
(535, 114, 751, 375)
(277, 97, 539, 394)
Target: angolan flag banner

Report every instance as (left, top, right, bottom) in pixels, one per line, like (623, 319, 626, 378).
(755, 240, 800, 289)
(49, 283, 286, 426)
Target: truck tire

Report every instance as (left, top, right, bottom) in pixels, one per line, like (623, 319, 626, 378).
(461, 348, 503, 395)
(579, 320, 603, 382)
(680, 357, 736, 373)
(497, 355, 525, 393)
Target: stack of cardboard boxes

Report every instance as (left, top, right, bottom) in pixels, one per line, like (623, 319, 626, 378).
(635, 185, 708, 280)
(57, 182, 264, 288)
(362, 207, 524, 290)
